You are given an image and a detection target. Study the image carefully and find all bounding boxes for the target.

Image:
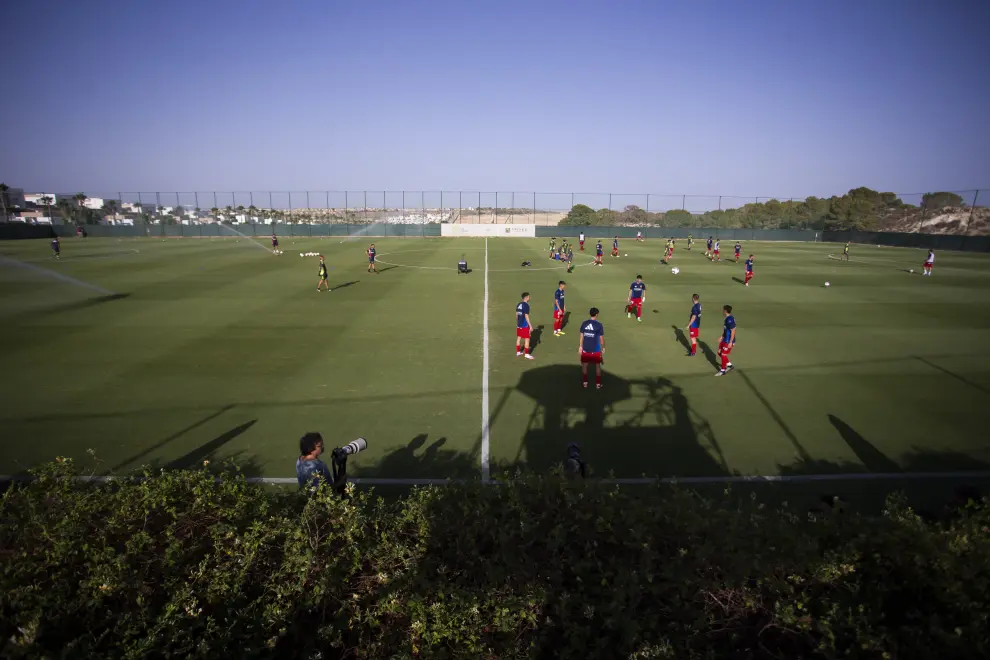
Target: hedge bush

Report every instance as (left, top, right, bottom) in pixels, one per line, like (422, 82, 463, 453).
(1, 460, 988, 659)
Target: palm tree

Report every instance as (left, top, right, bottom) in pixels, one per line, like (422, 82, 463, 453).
(223, 205, 234, 223)
(39, 195, 54, 222)
(210, 207, 219, 222)
(102, 199, 119, 222)
(0, 183, 9, 222)
(174, 205, 186, 220)
(56, 198, 75, 225)
(73, 193, 88, 220)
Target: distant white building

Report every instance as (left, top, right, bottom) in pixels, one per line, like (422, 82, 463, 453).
(82, 197, 105, 210)
(25, 193, 57, 206)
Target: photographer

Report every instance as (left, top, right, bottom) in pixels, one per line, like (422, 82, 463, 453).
(296, 432, 334, 493)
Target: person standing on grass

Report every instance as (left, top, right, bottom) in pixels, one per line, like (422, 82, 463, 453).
(271, 232, 281, 255)
(516, 292, 535, 359)
(685, 294, 702, 356)
(566, 246, 575, 273)
(687, 234, 694, 250)
(317, 255, 331, 292)
(734, 242, 742, 262)
(579, 307, 605, 389)
(595, 240, 604, 266)
(367, 243, 377, 273)
(843, 242, 850, 261)
(548, 236, 557, 258)
(297, 432, 333, 491)
(553, 281, 567, 337)
(51, 236, 60, 259)
(611, 236, 619, 257)
(712, 239, 721, 262)
(715, 305, 736, 377)
(923, 248, 935, 276)
(579, 232, 586, 251)
(706, 236, 713, 258)
(744, 255, 755, 286)
(627, 274, 646, 322)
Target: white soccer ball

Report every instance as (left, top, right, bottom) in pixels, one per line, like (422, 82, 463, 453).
(825, 281, 830, 287)
(909, 269, 914, 273)
(671, 267, 680, 275)
(300, 252, 304, 257)
(624, 253, 628, 257)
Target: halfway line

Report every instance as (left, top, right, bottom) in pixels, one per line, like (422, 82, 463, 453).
(481, 237, 491, 482)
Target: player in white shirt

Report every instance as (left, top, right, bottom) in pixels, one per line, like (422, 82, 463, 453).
(579, 232, 586, 252)
(923, 249, 935, 276)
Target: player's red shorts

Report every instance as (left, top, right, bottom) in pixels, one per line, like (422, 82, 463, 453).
(718, 341, 733, 356)
(745, 271, 753, 282)
(669, 248, 674, 255)
(689, 327, 699, 338)
(579, 240, 585, 246)
(924, 261, 933, 269)
(517, 327, 531, 339)
(611, 248, 618, 255)
(553, 309, 564, 321)
(713, 250, 720, 257)
(629, 297, 643, 310)
(581, 351, 602, 364)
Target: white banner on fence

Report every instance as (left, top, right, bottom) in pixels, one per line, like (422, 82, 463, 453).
(441, 224, 536, 238)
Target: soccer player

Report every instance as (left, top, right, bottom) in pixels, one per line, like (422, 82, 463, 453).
(627, 274, 646, 322)
(611, 236, 619, 257)
(553, 281, 567, 336)
(744, 255, 754, 286)
(715, 305, 736, 376)
(578, 307, 605, 389)
(595, 240, 604, 265)
(51, 236, 60, 259)
(636, 230, 644, 242)
(566, 246, 575, 273)
(706, 236, 713, 258)
(516, 292, 535, 359)
(367, 244, 377, 273)
(712, 239, 721, 262)
(579, 232, 586, 251)
(685, 294, 702, 356)
(923, 249, 935, 276)
(271, 233, 281, 255)
(317, 255, 331, 292)
(843, 242, 850, 261)
(549, 236, 557, 258)
(734, 242, 742, 262)
(687, 234, 694, 251)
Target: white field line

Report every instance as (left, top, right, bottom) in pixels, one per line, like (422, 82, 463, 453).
(4, 471, 990, 486)
(481, 237, 491, 483)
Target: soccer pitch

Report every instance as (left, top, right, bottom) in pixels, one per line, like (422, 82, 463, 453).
(2, 235, 990, 488)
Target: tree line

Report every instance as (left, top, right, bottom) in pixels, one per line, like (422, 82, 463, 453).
(558, 188, 970, 230)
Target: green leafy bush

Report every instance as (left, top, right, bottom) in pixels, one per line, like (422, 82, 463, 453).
(2, 460, 988, 659)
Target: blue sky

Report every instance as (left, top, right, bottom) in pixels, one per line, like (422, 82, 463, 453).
(3, 0, 989, 201)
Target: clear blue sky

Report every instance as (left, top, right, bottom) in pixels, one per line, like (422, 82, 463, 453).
(3, 0, 989, 201)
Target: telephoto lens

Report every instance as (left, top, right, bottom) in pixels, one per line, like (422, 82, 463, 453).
(341, 437, 368, 456)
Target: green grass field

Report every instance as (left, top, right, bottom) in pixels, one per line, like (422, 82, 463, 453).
(2, 235, 990, 495)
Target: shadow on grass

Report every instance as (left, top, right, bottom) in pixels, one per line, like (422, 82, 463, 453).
(111, 404, 236, 472)
(731, 276, 744, 284)
(331, 280, 359, 290)
(4, 292, 131, 322)
(696, 339, 720, 371)
(671, 324, 691, 353)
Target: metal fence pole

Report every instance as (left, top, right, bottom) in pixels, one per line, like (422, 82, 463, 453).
(971, 190, 980, 223)
(682, 194, 685, 211)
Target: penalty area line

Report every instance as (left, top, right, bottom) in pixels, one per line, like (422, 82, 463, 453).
(481, 237, 491, 483)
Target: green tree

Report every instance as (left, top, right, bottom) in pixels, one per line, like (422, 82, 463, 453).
(559, 204, 597, 226)
(922, 192, 965, 209)
(56, 198, 76, 224)
(38, 195, 54, 222)
(0, 183, 9, 222)
(102, 199, 118, 220)
(664, 209, 693, 227)
(210, 207, 219, 221)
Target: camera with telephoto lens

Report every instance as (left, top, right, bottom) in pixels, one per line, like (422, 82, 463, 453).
(564, 442, 586, 479)
(330, 437, 368, 497)
(458, 255, 469, 274)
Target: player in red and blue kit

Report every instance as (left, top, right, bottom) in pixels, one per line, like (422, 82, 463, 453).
(744, 255, 754, 286)
(734, 242, 741, 262)
(712, 239, 721, 262)
(51, 236, 60, 259)
(595, 241, 604, 266)
(516, 292, 535, 359)
(578, 307, 606, 389)
(685, 294, 701, 356)
(553, 281, 567, 336)
(271, 233, 281, 255)
(627, 275, 646, 322)
(715, 305, 736, 376)
(611, 236, 619, 257)
(706, 237, 713, 258)
(367, 244, 377, 273)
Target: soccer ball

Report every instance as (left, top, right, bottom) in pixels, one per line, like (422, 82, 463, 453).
(824, 281, 830, 287)
(624, 253, 628, 257)
(299, 252, 304, 257)
(671, 267, 680, 275)
(909, 269, 914, 273)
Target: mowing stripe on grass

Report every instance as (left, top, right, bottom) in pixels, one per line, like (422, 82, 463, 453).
(481, 237, 491, 483)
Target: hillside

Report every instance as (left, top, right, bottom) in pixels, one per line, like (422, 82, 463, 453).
(879, 206, 990, 235)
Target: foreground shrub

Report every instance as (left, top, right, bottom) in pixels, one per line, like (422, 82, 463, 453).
(1, 460, 988, 659)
